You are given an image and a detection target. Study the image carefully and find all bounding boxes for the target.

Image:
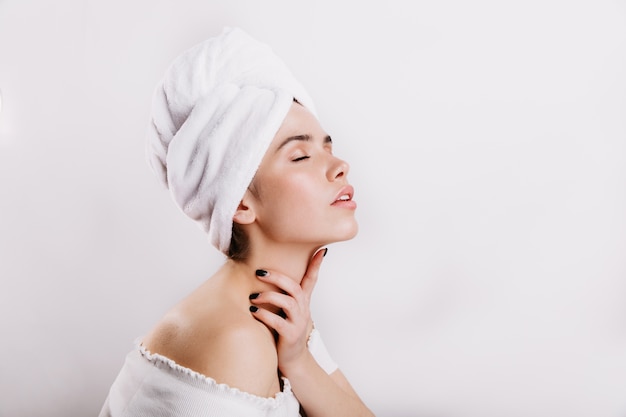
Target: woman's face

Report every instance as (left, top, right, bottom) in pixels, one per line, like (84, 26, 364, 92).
(246, 102, 358, 246)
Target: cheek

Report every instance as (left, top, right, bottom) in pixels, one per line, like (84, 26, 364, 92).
(261, 171, 312, 198)
(258, 174, 321, 225)
(275, 175, 318, 211)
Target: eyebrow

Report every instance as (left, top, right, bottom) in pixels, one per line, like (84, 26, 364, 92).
(275, 134, 332, 152)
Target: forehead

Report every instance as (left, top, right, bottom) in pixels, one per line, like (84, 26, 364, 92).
(270, 102, 324, 151)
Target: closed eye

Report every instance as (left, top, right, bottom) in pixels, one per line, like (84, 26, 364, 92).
(292, 155, 310, 162)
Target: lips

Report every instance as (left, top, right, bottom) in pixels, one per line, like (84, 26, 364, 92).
(331, 185, 356, 209)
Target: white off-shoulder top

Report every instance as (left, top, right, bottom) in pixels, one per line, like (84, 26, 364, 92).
(99, 328, 337, 417)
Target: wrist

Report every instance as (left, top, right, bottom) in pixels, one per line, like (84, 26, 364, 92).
(279, 349, 316, 379)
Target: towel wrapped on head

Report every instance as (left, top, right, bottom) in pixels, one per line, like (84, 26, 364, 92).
(146, 27, 317, 253)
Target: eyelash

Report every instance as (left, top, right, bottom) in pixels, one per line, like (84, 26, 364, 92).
(292, 155, 310, 162)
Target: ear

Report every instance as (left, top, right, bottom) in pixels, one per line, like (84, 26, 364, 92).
(233, 198, 255, 225)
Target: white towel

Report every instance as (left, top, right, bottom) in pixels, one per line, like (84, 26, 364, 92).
(146, 27, 316, 253)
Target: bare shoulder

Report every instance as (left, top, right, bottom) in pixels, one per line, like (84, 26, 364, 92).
(200, 316, 279, 396)
(142, 302, 279, 397)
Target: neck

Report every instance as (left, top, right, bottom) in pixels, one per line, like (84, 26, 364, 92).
(250, 241, 322, 283)
(223, 241, 323, 297)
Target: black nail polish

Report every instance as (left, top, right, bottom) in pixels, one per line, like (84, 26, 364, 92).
(256, 269, 268, 277)
(249, 305, 258, 312)
(249, 293, 259, 300)
(323, 248, 328, 257)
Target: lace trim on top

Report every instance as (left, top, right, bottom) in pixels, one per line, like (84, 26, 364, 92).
(137, 343, 294, 410)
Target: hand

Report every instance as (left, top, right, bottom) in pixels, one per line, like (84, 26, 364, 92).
(249, 248, 327, 373)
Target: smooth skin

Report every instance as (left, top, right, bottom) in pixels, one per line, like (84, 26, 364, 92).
(143, 102, 374, 416)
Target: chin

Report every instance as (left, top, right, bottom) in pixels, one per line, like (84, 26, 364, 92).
(329, 220, 359, 243)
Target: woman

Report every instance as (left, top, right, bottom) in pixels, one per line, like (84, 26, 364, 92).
(100, 27, 374, 417)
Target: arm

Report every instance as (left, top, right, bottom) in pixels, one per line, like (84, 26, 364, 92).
(250, 249, 375, 417)
(282, 353, 374, 417)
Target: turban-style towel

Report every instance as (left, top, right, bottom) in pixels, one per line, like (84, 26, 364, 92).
(146, 27, 317, 254)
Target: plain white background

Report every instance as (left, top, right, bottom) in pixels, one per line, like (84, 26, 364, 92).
(1, 1, 625, 416)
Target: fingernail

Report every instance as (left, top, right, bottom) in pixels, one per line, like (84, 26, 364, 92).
(323, 248, 328, 257)
(249, 293, 259, 300)
(256, 269, 268, 277)
(249, 306, 258, 312)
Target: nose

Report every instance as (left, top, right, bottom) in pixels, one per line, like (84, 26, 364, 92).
(328, 156, 350, 181)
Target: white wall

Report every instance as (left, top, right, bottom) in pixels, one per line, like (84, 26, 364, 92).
(1, 1, 625, 416)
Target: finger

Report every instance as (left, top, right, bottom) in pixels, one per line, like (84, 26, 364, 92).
(255, 269, 302, 297)
(250, 291, 298, 314)
(250, 305, 290, 335)
(301, 248, 327, 296)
